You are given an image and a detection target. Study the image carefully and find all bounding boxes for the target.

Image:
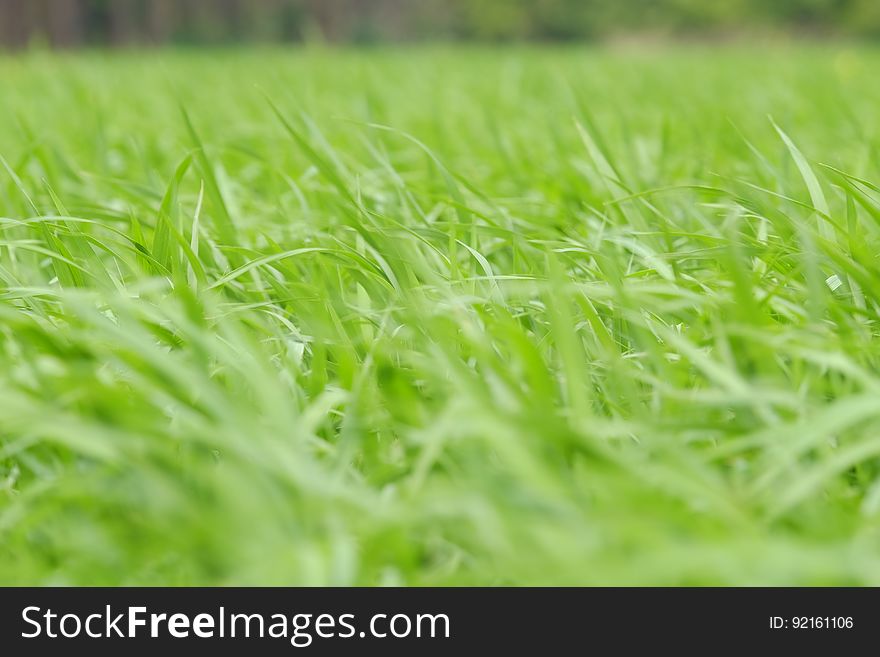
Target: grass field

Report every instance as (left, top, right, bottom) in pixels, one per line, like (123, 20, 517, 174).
(1, 46, 880, 585)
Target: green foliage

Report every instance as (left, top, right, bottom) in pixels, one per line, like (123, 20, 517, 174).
(1, 46, 880, 584)
(4, 0, 880, 48)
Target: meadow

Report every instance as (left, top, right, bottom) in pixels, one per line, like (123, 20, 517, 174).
(1, 45, 879, 585)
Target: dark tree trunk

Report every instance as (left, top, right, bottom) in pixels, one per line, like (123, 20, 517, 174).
(108, 0, 136, 45)
(220, 0, 244, 39)
(148, 0, 176, 44)
(46, 0, 84, 48)
(304, 0, 349, 41)
(377, 0, 407, 40)
(0, 0, 29, 49)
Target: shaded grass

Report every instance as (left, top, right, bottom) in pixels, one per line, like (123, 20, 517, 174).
(1, 45, 880, 585)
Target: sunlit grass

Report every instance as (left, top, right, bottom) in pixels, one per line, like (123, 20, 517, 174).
(1, 46, 879, 585)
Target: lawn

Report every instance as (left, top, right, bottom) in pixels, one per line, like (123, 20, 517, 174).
(1, 45, 879, 585)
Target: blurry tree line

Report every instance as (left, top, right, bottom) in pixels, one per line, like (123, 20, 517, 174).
(2, 0, 880, 49)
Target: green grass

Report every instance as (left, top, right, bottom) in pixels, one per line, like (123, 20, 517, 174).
(1, 45, 880, 585)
